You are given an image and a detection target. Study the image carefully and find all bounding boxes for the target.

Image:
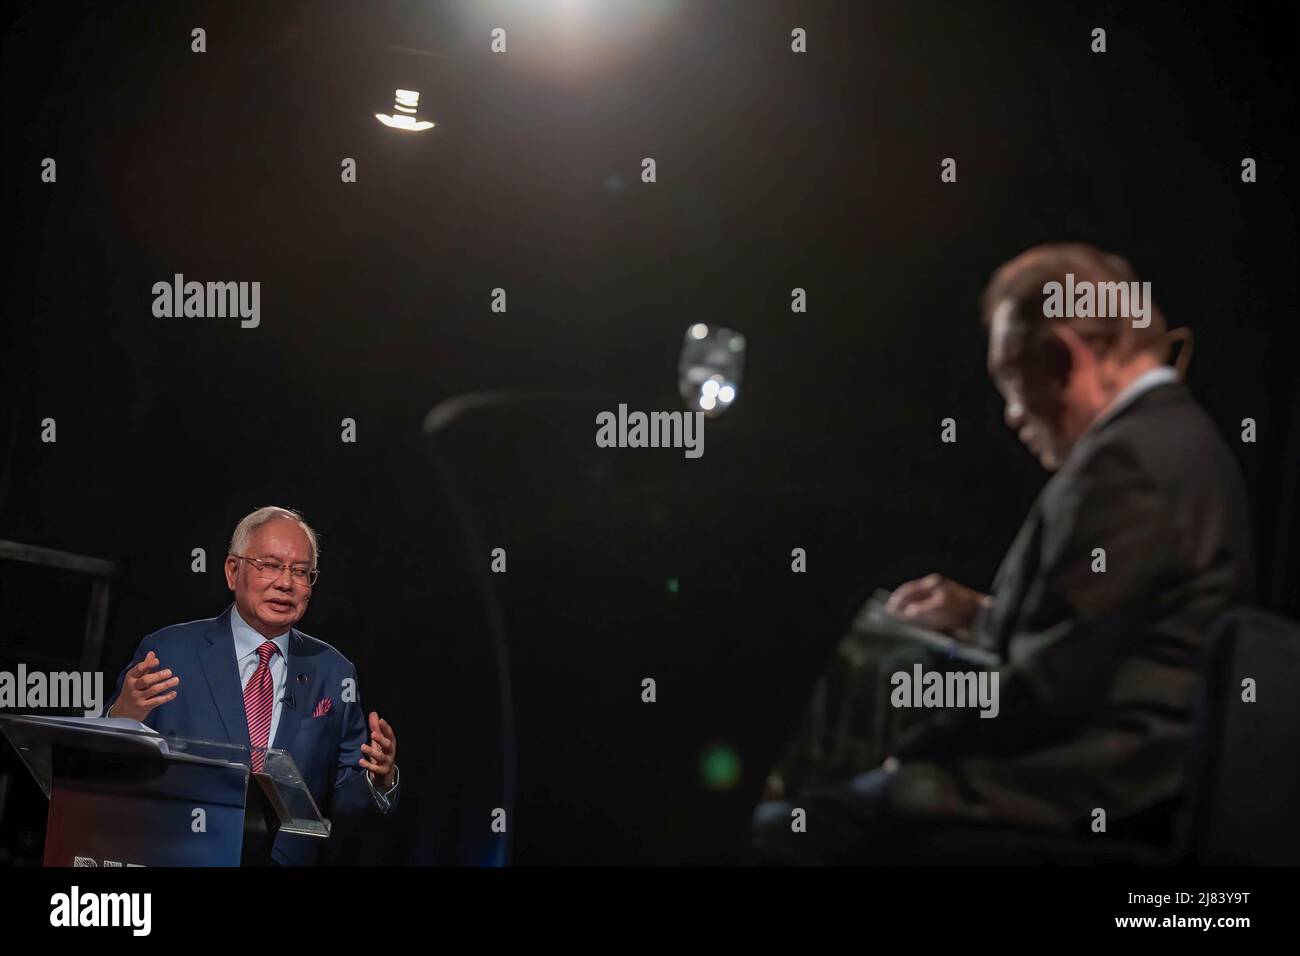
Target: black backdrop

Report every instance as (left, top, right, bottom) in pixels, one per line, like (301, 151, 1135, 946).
(2, 0, 1296, 864)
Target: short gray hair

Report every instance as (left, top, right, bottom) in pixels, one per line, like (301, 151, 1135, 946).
(229, 506, 320, 569)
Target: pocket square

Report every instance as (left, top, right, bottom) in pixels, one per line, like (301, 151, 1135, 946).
(311, 697, 333, 718)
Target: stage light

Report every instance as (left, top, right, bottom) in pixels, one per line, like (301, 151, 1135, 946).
(375, 89, 435, 131)
(451, 0, 682, 81)
(678, 324, 745, 418)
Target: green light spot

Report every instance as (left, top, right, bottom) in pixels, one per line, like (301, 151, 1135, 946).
(700, 744, 741, 790)
(666, 577, 679, 595)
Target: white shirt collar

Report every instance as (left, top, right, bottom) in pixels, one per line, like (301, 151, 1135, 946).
(1083, 365, 1179, 439)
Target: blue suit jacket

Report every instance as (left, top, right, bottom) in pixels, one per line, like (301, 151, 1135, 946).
(105, 604, 399, 865)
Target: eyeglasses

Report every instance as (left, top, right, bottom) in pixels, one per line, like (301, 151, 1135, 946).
(230, 554, 319, 587)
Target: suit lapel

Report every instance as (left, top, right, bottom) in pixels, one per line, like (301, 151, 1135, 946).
(271, 629, 311, 751)
(197, 605, 250, 747)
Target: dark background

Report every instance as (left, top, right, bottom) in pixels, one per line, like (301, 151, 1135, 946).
(2, 0, 1296, 864)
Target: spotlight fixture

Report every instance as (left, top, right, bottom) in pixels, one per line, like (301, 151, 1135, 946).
(375, 89, 435, 131)
(678, 324, 745, 418)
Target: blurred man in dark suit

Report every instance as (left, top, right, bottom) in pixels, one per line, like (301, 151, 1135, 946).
(754, 243, 1255, 863)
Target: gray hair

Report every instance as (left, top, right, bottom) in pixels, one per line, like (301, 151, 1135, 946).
(229, 506, 320, 569)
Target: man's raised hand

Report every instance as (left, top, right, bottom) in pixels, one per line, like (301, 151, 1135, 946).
(360, 712, 397, 791)
(107, 650, 180, 720)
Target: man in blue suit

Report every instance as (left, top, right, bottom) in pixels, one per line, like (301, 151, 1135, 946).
(105, 505, 399, 866)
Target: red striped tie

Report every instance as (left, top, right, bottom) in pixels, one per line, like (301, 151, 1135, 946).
(243, 641, 279, 773)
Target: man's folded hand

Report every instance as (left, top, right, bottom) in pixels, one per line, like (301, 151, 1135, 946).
(884, 574, 992, 638)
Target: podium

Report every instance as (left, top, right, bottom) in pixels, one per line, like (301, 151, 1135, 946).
(0, 714, 329, 866)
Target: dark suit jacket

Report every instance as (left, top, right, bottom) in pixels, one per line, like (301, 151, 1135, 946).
(892, 382, 1255, 831)
(105, 604, 399, 865)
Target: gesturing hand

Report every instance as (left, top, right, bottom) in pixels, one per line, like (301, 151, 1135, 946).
(360, 712, 397, 791)
(107, 651, 180, 720)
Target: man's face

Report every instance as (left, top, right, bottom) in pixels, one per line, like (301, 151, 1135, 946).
(987, 300, 1072, 471)
(223, 518, 313, 636)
